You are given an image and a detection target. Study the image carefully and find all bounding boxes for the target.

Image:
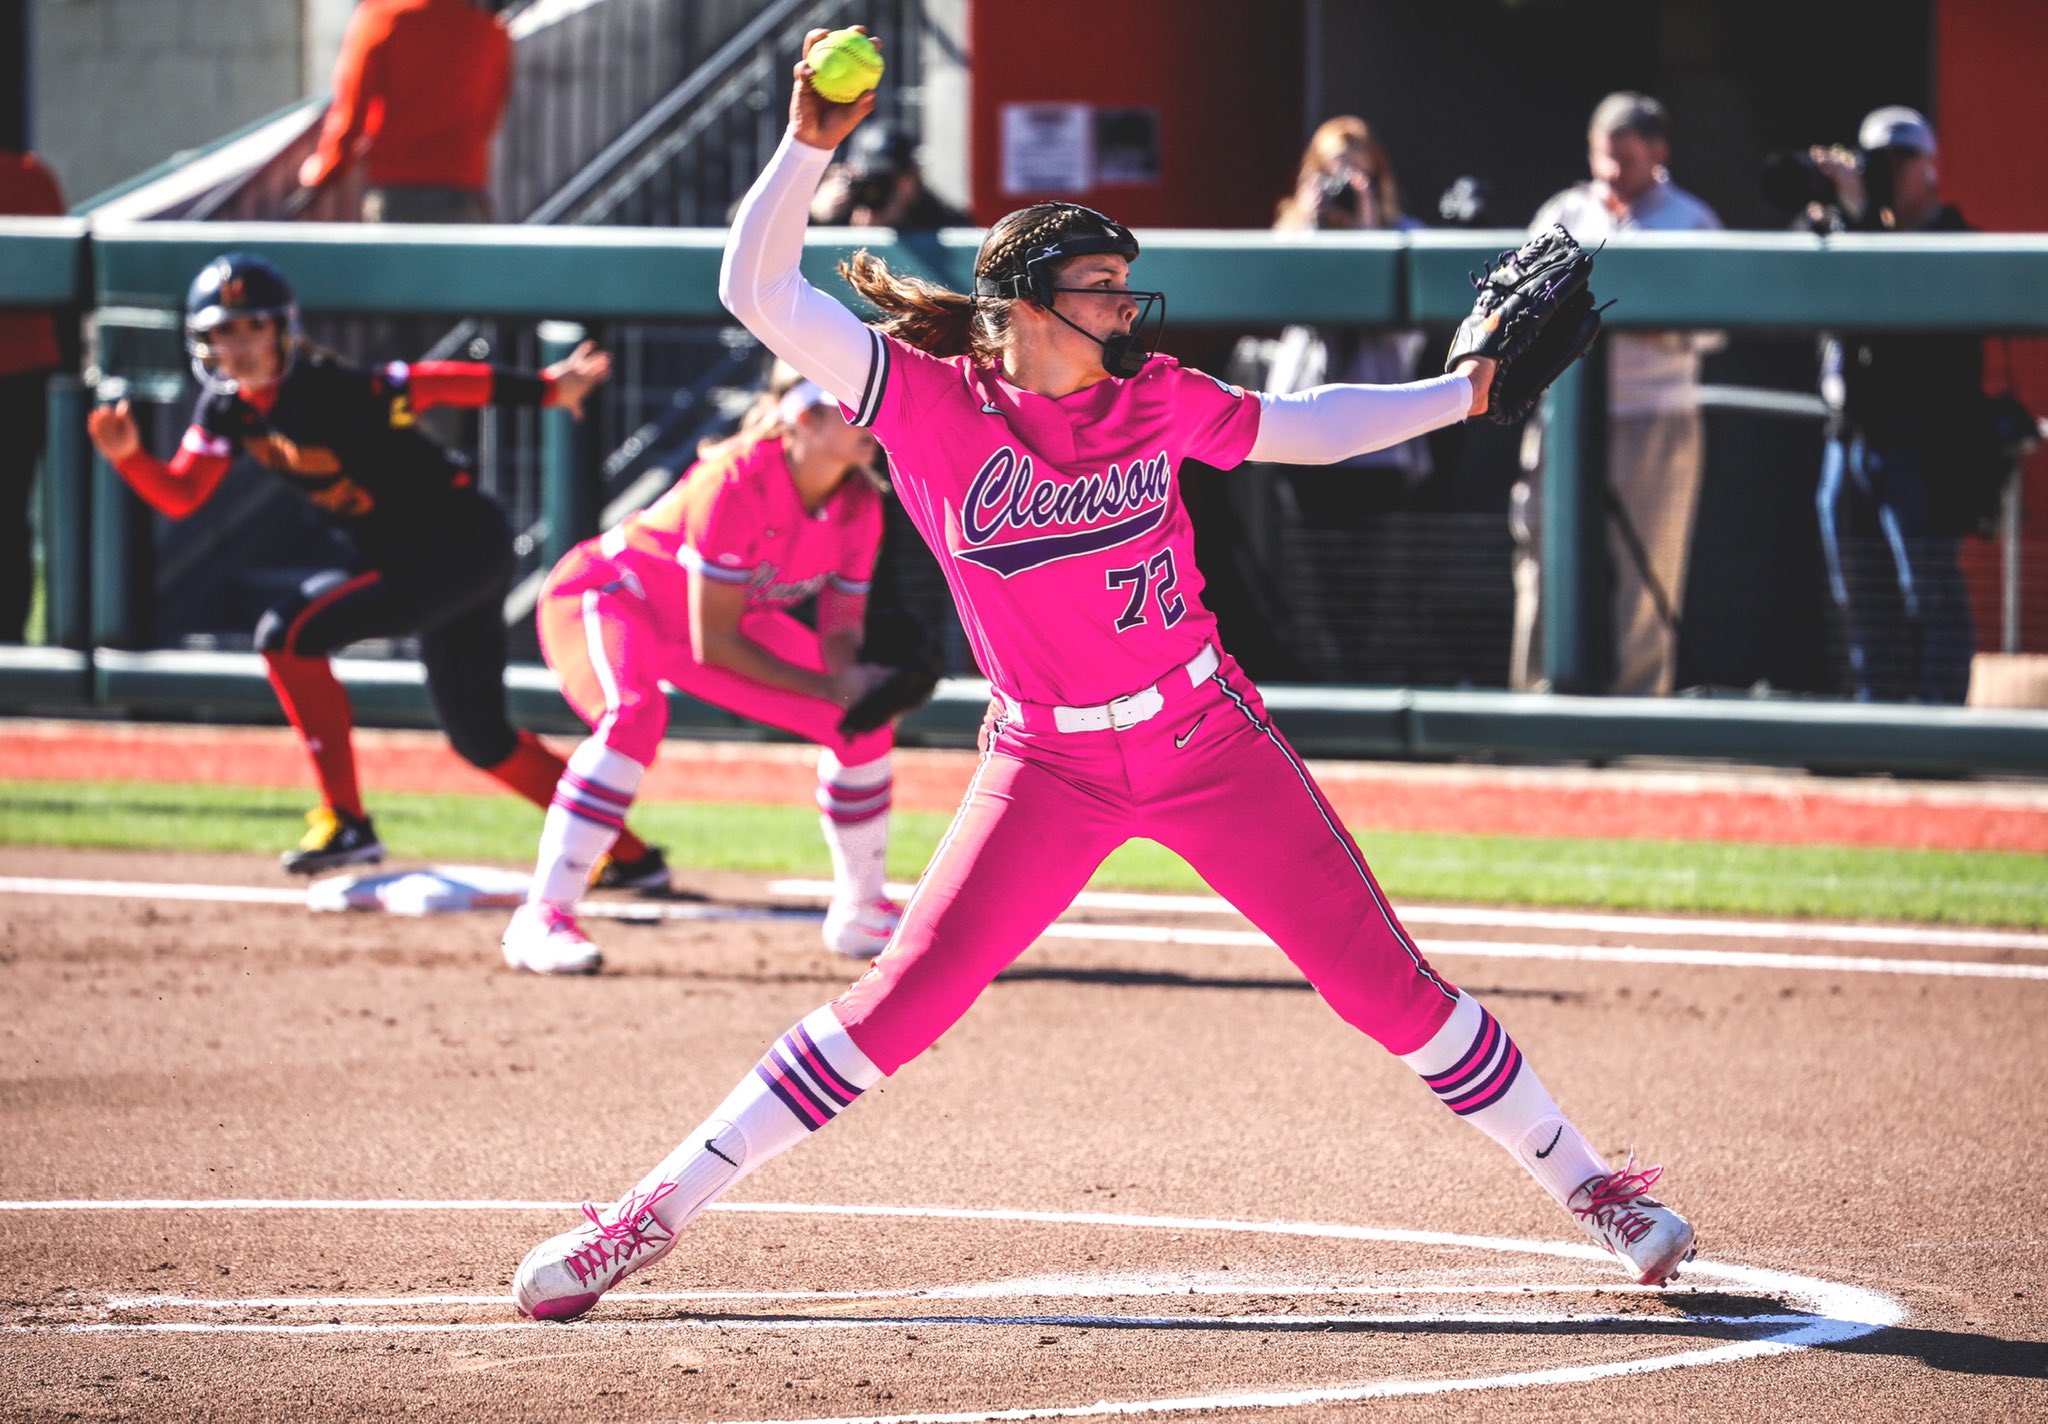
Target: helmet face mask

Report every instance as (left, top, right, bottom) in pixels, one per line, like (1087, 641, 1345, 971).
(974, 205, 1167, 378)
(185, 253, 300, 394)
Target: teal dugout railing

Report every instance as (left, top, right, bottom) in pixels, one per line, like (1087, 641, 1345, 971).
(8, 219, 2048, 773)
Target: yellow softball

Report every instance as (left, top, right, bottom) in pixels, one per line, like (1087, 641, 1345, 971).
(807, 28, 883, 105)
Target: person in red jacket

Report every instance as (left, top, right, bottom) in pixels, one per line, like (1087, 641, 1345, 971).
(296, 0, 512, 223)
(86, 253, 665, 884)
(0, 148, 67, 642)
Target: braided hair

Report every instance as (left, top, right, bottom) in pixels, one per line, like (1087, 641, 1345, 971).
(837, 204, 1109, 364)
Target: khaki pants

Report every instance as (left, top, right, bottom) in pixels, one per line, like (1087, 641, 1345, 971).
(1511, 408, 1705, 695)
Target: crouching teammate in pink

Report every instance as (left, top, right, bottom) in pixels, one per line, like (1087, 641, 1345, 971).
(502, 364, 902, 973)
(513, 29, 1695, 1314)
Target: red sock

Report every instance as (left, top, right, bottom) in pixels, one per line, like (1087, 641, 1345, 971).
(487, 731, 649, 860)
(263, 650, 363, 818)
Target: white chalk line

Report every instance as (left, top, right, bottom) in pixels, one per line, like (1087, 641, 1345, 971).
(0, 1200, 1898, 1422)
(1038, 924, 2048, 980)
(12, 1312, 1829, 1338)
(3, 874, 2040, 980)
(99, 1280, 1693, 1310)
(773, 879, 2048, 953)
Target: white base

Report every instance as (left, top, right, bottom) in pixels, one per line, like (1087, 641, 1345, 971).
(308, 865, 532, 916)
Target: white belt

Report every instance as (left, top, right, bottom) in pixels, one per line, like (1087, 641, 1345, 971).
(1006, 644, 1220, 733)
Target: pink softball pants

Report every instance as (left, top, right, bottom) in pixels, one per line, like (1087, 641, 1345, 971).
(832, 649, 1461, 1072)
(536, 543, 895, 766)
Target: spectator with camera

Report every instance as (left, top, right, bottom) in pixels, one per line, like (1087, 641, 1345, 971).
(1228, 116, 1432, 680)
(809, 122, 970, 230)
(1808, 107, 1984, 703)
(1515, 92, 1723, 697)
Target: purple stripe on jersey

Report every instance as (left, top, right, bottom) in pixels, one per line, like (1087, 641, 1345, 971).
(954, 505, 1166, 578)
(1423, 1010, 1500, 1091)
(792, 1024, 860, 1104)
(1208, 671, 1456, 1004)
(676, 547, 753, 584)
(1445, 1043, 1524, 1116)
(755, 1061, 829, 1130)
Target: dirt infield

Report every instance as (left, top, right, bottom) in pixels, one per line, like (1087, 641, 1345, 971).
(6, 718, 2047, 851)
(0, 845, 2043, 1421)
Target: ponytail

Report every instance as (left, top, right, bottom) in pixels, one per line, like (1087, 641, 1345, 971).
(838, 250, 1001, 361)
(832, 203, 1128, 366)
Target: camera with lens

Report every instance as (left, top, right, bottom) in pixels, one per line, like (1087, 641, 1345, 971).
(1759, 148, 1852, 213)
(1314, 171, 1360, 218)
(849, 173, 898, 212)
(1760, 144, 1901, 221)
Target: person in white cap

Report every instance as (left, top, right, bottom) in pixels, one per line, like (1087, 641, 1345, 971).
(1808, 106, 1983, 702)
(502, 360, 906, 972)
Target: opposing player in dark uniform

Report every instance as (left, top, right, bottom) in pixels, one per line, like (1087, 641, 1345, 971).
(87, 253, 665, 882)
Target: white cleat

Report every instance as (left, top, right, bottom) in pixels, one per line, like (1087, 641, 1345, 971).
(513, 1183, 679, 1322)
(822, 895, 900, 959)
(1568, 1154, 1697, 1286)
(502, 902, 602, 975)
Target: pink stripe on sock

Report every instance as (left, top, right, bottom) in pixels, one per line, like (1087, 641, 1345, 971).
(553, 791, 626, 831)
(1444, 1041, 1521, 1113)
(563, 771, 633, 809)
(761, 1059, 830, 1128)
(1428, 1015, 1500, 1094)
(822, 801, 891, 825)
(792, 1041, 856, 1106)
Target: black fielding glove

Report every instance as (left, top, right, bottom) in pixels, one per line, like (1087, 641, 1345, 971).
(1445, 223, 1609, 425)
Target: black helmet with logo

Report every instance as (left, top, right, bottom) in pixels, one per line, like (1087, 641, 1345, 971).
(184, 252, 299, 391)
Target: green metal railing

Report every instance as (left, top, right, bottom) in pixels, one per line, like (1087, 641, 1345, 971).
(6, 220, 2048, 772)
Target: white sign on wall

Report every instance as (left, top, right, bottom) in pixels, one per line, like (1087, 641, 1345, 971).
(1000, 102, 1093, 195)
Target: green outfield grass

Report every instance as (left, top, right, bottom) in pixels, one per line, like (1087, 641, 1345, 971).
(1, 778, 2042, 928)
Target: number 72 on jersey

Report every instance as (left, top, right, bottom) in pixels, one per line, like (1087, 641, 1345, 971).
(1106, 549, 1185, 632)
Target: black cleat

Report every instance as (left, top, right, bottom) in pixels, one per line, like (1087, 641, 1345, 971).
(591, 844, 671, 893)
(282, 807, 385, 876)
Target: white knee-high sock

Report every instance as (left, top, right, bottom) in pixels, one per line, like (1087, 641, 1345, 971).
(816, 749, 892, 904)
(1401, 991, 1611, 1205)
(528, 738, 646, 908)
(625, 1007, 882, 1230)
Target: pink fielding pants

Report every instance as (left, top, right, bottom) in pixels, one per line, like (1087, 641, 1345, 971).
(832, 649, 1461, 1073)
(536, 543, 895, 766)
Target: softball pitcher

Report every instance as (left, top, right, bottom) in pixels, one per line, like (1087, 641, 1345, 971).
(514, 30, 1694, 1318)
(502, 364, 903, 973)
(87, 253, 663, 883)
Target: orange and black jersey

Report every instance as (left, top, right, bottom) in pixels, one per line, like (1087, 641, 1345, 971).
(113, 351, 561, 540)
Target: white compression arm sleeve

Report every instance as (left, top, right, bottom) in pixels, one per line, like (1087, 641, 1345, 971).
(719, 130, 879, 411)
(1246, 371, 1476, 466)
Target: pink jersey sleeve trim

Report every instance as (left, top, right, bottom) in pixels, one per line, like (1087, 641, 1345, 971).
(676, 545, 752, 584)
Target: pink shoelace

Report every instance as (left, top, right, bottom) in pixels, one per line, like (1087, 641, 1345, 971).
(536, 905, 589, 940)
(564, 1181, 678, 1285)
(1571, 1152, 1665, 1247)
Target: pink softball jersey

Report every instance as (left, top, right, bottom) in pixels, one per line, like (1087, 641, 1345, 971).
(847, 333, 1261, 707)
(609, 435, 882, 628)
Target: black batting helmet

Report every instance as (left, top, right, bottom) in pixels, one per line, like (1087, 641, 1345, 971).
(185, 252, 300, 391)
